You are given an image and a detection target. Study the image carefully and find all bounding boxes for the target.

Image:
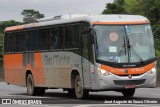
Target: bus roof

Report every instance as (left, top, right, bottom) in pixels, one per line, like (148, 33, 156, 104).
(5, 14, 150, 32)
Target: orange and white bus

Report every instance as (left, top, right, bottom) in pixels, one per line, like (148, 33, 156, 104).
(4, 14, 156, 99)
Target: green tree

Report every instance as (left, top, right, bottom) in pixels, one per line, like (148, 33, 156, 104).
(0, 33, 3, 54)
(21, 9, 45, 23)
(103, 0, 160, 25)
(102, 0, 126, 14)
(147, 0, 160, 25)
(0, 20, 22, 33)
(125, 0, 143, 15)
(125, 0, 160, 25)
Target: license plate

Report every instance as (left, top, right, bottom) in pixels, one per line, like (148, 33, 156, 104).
(124, 84, 135, 89)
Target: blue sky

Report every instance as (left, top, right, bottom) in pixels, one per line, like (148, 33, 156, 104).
(0, 0, 113, 21)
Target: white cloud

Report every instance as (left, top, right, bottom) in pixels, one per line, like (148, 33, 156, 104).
(0, 0, 113, 21)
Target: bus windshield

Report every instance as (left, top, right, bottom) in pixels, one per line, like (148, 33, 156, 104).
(94, 24, 155, 64)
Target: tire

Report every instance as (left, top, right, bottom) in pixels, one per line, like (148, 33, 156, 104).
(27, 74, 45, 96)
(27, 74, 36, 96)
(122, 88, 135, 97)
(75, 75, 89, 99)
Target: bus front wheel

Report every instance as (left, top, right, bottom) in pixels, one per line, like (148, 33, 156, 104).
(75, 75, 89, 99)
(27, 74, 45, 96)
(122, 88, 135, 97)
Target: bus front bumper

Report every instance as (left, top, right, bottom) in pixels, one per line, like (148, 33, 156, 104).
(96, 69, 156, 90)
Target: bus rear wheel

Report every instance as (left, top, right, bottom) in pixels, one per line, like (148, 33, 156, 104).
(122, 88, 135, 97)
(75, 75, 89, 99)
(27, 74, 45, 96)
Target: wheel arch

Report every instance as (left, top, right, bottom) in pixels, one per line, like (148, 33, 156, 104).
(25, 70, 32, 86)
(71, 70, 80, 88)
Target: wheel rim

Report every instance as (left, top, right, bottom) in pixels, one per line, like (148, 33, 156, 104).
(76, 81, 82, 95)
(27, 77, 33, 93)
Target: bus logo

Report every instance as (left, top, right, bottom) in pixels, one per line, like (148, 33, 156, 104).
(44, 54, 70, 66)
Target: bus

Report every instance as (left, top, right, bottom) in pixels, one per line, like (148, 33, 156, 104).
(4, 14, 156, 99)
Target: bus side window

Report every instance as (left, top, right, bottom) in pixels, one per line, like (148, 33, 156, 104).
(50, 27, 63, 49)
(72, 24, 80, 48)
(65, 26, 72, 48)
(81, 22, 93, 62)
(38, 28, 50, 50)
(26, 30, 38, 51)
(5, 33, 15, 53)
(16, 31, 26, 52)
(82, 34, 89, 59)
(65, 24, 80, 49)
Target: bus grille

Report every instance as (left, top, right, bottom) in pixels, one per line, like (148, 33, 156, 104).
(114, 79, 146, 86)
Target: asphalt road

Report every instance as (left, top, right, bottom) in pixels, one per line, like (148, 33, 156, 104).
(0, 82, 160, 107)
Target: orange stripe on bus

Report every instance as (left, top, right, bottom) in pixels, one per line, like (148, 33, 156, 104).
(4, 54, 25, 85)
(4, 53, 46, 86)
(26, 23, 33, 28)
(101, 62, 155, 75)
(5, 22, 40, 32)
(33, 53, 46, 85)
(92, 20, 149, 25)
(35, 23, 40, 27)
(5, 25, 24, 32)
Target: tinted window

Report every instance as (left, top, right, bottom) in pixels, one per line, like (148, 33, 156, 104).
(51, 27, 63, 49)
(5, 33, 15, 53)
(81, 22, 90, 32)
(82, 36, 89, 58)
(38, 28, 50, 50)
(72, 25, 80, 47)
(16, 31, 26, 52)
(81, 22, 94, 62)
(26, 30, 38, 51)
(65, 24, 80, 48)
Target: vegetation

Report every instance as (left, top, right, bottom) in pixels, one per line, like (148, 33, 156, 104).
(102, 0, 126, 14)
(102, 0, 160, 26)
(21, 9, 45, 23)
(0, 20, 22, 33)
(0, 33, 3, 55)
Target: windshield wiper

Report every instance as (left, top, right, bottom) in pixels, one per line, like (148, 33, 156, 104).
(123, 35, 127, 55)
(126, 35, 145, 65)
(117, 35, 127, 57)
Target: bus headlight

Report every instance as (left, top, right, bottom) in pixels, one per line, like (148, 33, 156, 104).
(100, 69, 107, 75)
(148, 67, 156, 74)
(97, 68, 110, 76)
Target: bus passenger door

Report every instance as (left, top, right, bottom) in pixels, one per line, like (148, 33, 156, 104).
(81, 35, 91, 89)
